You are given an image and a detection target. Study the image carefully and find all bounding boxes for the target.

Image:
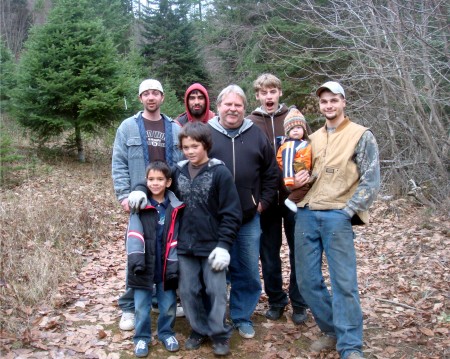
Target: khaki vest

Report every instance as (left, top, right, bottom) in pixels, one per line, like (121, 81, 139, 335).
(299, 117, 369, 224)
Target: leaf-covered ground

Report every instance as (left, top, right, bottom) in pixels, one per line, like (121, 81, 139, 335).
(1, 161, 449, 359)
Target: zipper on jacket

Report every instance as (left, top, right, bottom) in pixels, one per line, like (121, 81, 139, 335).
(270, 115, 276, 154)
(231, 137, 236, 181)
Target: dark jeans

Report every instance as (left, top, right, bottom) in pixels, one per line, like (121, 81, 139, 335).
(260, 203, 307, 309)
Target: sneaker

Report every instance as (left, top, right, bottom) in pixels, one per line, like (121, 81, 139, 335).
(292, 306, 307, 325)
(185, 332, 208, 350)
(284, 198, 298, 213)
(162, 336, 179, 352)
(119, 312, 135, 331)
(347, 352, 364, 359)
(134, 340, 148, 357)
(265, 306, 285, 320)
(212, 339, 230, 356)
(176, 303, 185, 317)
(310, 335, 337, 352)
(237, 324, 255, 339)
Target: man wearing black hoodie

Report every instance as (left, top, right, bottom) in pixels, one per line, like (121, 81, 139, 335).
(208, 84, 278, 339)
(175, 83, 215, 126)
(247, 73, 310, 325)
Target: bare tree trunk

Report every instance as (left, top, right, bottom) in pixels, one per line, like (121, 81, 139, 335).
(75, 125, 85, 163)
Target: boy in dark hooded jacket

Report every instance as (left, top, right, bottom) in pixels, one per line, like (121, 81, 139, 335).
(126, 161, 184, 357)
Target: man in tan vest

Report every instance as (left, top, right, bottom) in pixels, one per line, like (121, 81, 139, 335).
(293, 81, 380, 359)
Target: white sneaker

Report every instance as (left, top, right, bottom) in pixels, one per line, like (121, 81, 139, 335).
(119, 312, 135, 331)
(284, 198, 298, 213)
(176, 304, 185, 318)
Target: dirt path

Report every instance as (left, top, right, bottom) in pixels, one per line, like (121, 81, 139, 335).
(2, 162, 449, 358)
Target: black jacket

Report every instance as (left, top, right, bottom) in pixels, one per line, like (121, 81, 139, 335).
(208, 117, 278, 222)
(126, 190, 184, 290)
(172, 158, 242, 256)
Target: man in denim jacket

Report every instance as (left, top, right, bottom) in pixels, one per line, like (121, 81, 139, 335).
(112, 79, 183, 331)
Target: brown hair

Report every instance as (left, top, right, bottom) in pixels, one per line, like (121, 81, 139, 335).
(253, 73, 282, 93)
(179, 121, 213, 153)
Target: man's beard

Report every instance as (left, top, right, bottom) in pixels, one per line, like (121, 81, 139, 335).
(190, 107, 205, 117)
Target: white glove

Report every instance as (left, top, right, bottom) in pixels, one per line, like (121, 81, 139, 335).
(128, 190, 147, 213)
(208, 247, 230, 271)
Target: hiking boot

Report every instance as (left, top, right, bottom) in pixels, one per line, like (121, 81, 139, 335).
(310, 335, 337, 352)
(134, 340, 149, 357)
(212, 339, 230, 356)
(265, 306, 285, 320)
(237, 323, 255, 339)
(185, 332, 208, 350)
(347, 352, 364, 359)
(119, 312, 135, 331)
(292, 307, 307, 325)
(162, 335, 179, 352)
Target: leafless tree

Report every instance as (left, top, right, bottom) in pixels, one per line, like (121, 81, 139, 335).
(0, 0, 31, 58)
(260, 0, 449, 204)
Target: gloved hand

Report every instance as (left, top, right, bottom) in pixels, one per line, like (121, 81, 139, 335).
(208, 247, 230, 271)
(128, 190, 147, 213)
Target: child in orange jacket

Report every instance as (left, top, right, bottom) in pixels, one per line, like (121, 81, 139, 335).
(276, 108, 312, 213)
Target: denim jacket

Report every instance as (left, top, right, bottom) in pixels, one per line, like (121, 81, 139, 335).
(112, 111, 183, 202)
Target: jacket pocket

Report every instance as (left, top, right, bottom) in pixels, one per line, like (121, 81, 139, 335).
(127, 137, 143, 160)
(236, 185, 258, 223)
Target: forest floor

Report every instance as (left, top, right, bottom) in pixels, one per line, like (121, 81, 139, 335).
(1, 159, 449, 359)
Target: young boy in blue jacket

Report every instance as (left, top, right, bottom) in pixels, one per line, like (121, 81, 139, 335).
(125, 161, 184, 357)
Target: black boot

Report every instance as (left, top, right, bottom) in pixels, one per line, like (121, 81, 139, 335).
(292, 306, 307, 325)
(265, 306, 285, 320)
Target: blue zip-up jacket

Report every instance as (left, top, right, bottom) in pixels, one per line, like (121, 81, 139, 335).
(112, 111, 183, 202)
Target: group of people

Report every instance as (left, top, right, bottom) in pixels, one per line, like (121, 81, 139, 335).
(111, 74, 380, 359)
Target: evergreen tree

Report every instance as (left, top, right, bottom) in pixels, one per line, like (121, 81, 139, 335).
(0, 41, 16, 112)
(12, 0, 129, 162)
(140, 0, 209, 99)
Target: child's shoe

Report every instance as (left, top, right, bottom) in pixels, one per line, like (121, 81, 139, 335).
(284, 198, 298, 213)
(162, 336, 179, 352)
(134, 340, 148, 357)
(212, 338, 230, 356)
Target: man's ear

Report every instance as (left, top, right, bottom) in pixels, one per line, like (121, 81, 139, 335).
(166, 178, 172, 188)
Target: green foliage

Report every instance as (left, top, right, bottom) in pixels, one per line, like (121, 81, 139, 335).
(0, 40, 17, 111)
(140, 0, 210, 99)
(0, 123, 26, 185)
(160, 83, 185, 118)
(89, 0, 135, 54)
(11, 0, 129, 151)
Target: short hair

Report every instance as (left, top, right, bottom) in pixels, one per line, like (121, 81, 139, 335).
(145, 160, 171, 179)
(216, 84, 247, 109)
(253, 73, 282, 92)
(179, 121, 213, 153)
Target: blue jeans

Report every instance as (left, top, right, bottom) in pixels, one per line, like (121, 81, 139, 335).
(178, 255, 231, 341)
(260, 203, 307, 308)
(118, 287, 135, 313)
(134, 284, 177, 344)
(229, 213, 262, 327)
(294, 207, 363, 358)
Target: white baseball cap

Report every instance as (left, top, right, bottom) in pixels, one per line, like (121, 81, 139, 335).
(316, 81, 345, 98)
(139, 79, 164, 96)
